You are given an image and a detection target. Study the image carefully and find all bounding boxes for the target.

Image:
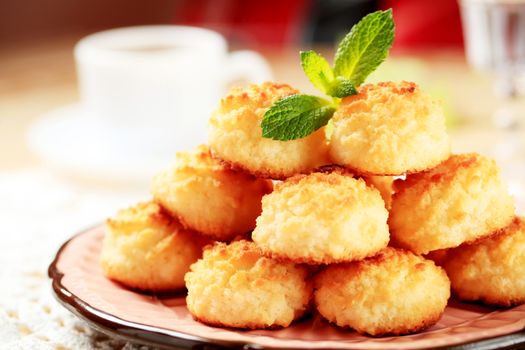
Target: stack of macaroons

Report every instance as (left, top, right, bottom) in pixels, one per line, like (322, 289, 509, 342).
(100, 81, 522, 336)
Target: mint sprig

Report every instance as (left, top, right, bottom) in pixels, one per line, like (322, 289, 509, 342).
(261, 95, 335, 141)
(261, 9, 394, 141)
(334, 9, 394, 86)
(300, 50, 334, 94)
(328, 77, 357, 98)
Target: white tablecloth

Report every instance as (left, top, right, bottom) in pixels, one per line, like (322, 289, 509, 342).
(0, 169, 157, 350)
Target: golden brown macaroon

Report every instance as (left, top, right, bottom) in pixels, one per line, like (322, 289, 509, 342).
(252, 171, 390, 264)
(208, 82, 329, 179)
(100, 201, 208, 292)
(314, 247, 451, 336)
(329, 81, 450, 176)
(316, 165, 394, 210)
(151, 145, 272, 241)
(363, 175, 394, 210)
(389, 153, 515, 254)
(185, 240, 312, 329)
(443, 216, 525, 307)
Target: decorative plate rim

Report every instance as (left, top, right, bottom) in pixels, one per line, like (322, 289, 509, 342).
(48, 226, 253, 350)
(48, 226, 525, 350)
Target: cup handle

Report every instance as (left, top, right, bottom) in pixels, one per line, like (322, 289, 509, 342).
(224, 50, 273, 85)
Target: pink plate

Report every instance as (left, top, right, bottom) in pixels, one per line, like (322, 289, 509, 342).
(49, 225, 525, 350)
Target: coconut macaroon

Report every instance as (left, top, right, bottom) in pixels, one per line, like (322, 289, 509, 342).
(208, 82, 329, 179)
(151, 145, 272, 241)
(329, 81, 450, 176)
(314, 248, 450, 336)
(389, 153, 515, 254)
(443, 216, 525, 307)
(252, 171, 389, 264)
(185, 240, 312, 329)
(100, 201, 208, 292)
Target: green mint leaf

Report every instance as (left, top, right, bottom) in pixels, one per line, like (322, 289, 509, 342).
(328, 77, 357, 98)
(333, 9, 394, 86)
(300, 50, 334, 94)
(261, 94, 335, 141)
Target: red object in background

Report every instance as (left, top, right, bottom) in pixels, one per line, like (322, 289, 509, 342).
(174, 0, 311, 48)
(175, 0, 463, 50)
(381, 0, 464, 50)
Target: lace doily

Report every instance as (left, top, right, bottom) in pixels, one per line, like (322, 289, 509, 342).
(0, 169, 155, 350)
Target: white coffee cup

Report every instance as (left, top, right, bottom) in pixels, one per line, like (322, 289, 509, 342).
(74, 25, 272, 155)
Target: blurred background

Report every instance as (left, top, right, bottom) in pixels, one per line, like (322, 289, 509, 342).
(1, 0, 524, 348)
(1, 0, 523, 174)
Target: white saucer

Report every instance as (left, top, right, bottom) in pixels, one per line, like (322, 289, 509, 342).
(27, 104, 180, 185)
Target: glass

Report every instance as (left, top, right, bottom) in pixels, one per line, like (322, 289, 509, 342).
(460, 0, 525, 129)
(459, 0, 525, 205)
